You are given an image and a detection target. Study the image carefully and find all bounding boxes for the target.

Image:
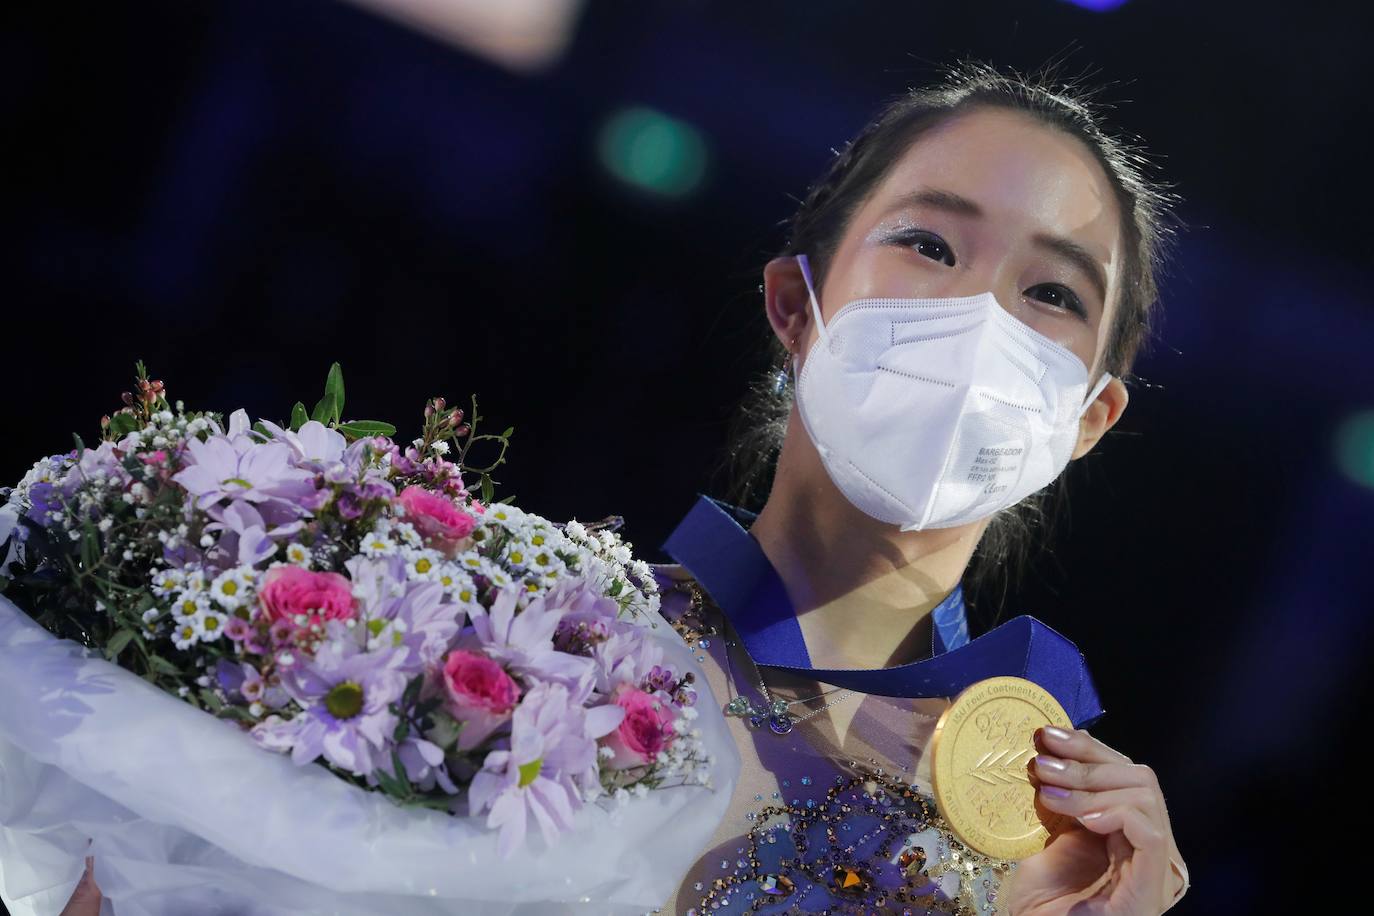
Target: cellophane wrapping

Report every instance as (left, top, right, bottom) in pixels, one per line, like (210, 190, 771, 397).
(0, 594, 740, 915)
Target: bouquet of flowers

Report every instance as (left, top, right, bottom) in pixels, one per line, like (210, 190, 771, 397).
(0, 364, 737, 916)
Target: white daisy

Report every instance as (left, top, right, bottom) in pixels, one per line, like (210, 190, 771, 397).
(450, 569, 480, 605)
(284, 543, 312, 566)
(526, 545, 564, 575)
(455, 550, 485, 573)
(199, 609, 227, 642)
(484, 503, 527, 529)
(172, 591, 210, 620)
(172, 620, 200, 651)
(403, 547, 444, 582)
(180, 567, 209, 595)
(480, 560, 514, 590)
(209, 567, 254, 610)
(150, 568, 186, 598)
(392, 521, 423, 549)
(500, 538, 535, 569)
(360, 531, 398, 557)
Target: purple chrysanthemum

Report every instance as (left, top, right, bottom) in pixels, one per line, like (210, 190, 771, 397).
(255, 636, 408, 777)
(466, 682, 623, 858)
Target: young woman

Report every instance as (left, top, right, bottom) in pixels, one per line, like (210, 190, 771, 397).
(647, 61, 1188, 915)
(60, 61, 1188, 916)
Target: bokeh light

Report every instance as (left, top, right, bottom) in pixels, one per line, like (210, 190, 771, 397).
(1334, 410, 1374, 489)
(596, 106, 709, 198)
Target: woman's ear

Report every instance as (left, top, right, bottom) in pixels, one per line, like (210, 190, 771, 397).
(1071, 376, 1129, 460)
(761, 256, 813, 351)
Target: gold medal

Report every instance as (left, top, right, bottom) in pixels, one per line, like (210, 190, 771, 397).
(929, 676, 1074, 860)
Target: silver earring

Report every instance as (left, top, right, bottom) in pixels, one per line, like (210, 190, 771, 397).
(773, 337, 798, 395)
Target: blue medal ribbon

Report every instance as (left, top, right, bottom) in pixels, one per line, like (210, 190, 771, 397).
(660, 493, 1104, 728)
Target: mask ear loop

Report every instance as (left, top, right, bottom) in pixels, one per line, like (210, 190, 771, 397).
(795, 254, 830, 347)
(1078, 370, 1114, 418)
(792, 254, 829, 388)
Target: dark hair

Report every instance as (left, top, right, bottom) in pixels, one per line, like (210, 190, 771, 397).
(710, 59, 1183, 629)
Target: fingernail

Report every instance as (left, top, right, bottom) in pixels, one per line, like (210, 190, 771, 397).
(1040, 784, 1071, 799)
(1043, 726, 1072, 742)
(1035, 755, 1068, 772)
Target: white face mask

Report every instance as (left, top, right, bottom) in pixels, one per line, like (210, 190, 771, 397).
(791, 253, 1113, 532)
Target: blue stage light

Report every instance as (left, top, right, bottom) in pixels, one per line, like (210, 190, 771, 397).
(1061, 0, 1130, 10)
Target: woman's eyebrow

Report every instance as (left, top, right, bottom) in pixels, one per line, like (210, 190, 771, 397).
(1030, 233, 1108, 307)
(884, 186, 1109, 306)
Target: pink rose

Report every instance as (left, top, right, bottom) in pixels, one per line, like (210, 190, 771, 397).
(441, 650, 522, 750)
(397, 486, 477, 556)
(257, 565, 356, 626)
(599, 684, 676, 770)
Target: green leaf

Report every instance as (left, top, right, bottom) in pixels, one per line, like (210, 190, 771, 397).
(289, 402, 309, 432)
(373, 767, 405, 798)
(80, 524, 99, 571)
(198, 689, 224, 713)
(495, 494, 516, 505)
(480, 476, 494, 506)
(147, 655, 182, 676)
(501, 426, 514, 438)
(109, 413, 140, 437)
(393, 717, 410, 743)
(325, 362, 346, 416)
(72, 433, 86, 456)
(312, 363, 346, 426)
(401, 674, 424, 708)
(104, 629, 136, 660)
(337, 420, 397, 439)
(310, 393, 336, 425)
(251, 421, 270, 439)
(217, 705, 259, 723)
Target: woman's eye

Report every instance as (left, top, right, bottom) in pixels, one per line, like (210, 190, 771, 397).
(1025, 282, 1087, 319)
(895, 229, 956, 267)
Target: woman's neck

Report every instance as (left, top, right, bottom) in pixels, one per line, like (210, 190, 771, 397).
(746, 414, 988, 672)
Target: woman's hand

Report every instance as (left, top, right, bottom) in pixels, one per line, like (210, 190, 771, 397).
(1001, 726, 1188, 915)
(59, 855, 102, 916)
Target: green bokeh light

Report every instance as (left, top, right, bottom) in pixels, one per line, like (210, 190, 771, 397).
(597, 106, 708, 198)
(1334, 410, 1374, 489)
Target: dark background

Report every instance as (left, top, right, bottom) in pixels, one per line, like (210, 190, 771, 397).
(3, 1, 1370, 913)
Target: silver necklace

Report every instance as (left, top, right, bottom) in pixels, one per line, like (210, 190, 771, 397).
(724, 678, 861, 735)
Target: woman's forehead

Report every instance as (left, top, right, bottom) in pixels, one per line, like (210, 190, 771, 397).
(866, 107, 1121, 269)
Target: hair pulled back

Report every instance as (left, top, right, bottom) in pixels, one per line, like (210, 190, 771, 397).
(712, 59, 1182, 625)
